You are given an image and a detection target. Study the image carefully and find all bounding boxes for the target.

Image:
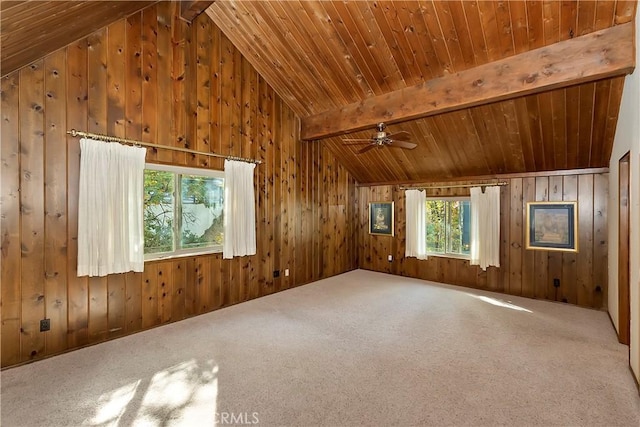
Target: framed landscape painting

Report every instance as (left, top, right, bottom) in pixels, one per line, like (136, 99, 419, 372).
(369, 202, 394, 236)
(526, 202, 578, 252)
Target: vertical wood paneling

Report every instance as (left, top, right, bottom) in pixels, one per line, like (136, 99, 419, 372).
(272, 97, 283, 291)
(107, 274, 126, 338)
(66, 39, 89, 349)
(184, 257, 197, 317)
(1, 4, 358, 369)
(87, 28, 109, 344)
(499, 184, 510, 293)
(592, 173, 608, 309)
(561, 175, 578, 305)
(577, 174, 594, 307)
(142, 263, 158, 329)
(358, 171, 608, 310)
(534, 176, 550, 300)
(125, 13, 143, 141)
(88, 272, 109, 343)
(1, 73, 22, 367)
(521, 177, 536, 298)
(43, 50, 69, 354)
(125, 272, 142, 332)
(156, 1, 174, 163)
(106, 19, 127, 340)
(198, 257, 212, 312)
(196, 15, 212, 167)
(172, 259, 187, 321)
(19, 60, 46, 360)
(172, 7, 188, 165)
(547, 176, 564, 302)
(210, 255, 222, 309)
(509, 178, 523, 295)
(157, 261, 172, 324)
(141, 6, 158, 156)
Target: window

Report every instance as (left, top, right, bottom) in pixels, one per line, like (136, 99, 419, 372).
(144, 164, 224, 259)
(425, 198, 471, 258)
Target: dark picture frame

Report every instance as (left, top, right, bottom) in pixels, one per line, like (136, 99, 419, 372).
(526, 202, 578, 252)
(369, 201, 394, 236)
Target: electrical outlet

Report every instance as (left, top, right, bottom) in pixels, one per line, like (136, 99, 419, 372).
(285, 269, 289, 277)
(273, 270, 280, 278)
(388, 255, 393, 262)
(553, 278, 560, 288)
(40, 319, 51, 332)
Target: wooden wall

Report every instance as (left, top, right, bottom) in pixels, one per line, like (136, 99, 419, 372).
(0, 3, 357, 368)
(357, 171, 608, 310)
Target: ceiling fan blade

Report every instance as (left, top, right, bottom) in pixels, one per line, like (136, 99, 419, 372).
(387, 140, 417, 149)
(357, 144, 377, 154)
(386, 131, 411, 141)
(342, 138, 373, 143)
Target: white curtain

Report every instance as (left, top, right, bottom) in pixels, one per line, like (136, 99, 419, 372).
(470, 186, 501, 270)
(77, 138, 147, 277)
(223, 159, 257, 259)
(405, 189, 428, 260)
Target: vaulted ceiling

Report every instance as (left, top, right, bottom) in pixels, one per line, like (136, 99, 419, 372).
(1, 1, 636, 184)
(206, 1, 636, 184)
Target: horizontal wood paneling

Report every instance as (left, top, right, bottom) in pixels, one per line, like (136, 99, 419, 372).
(358, 171, 608, 310)
(0, 3, 357, 368)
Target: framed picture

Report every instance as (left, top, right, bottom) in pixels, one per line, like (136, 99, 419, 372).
(369, 202, 394, 236)
(526, 202, 578, 252)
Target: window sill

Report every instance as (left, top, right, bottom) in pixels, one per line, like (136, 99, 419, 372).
(144, 247, 223, 262)
(425, 253, 470, 261)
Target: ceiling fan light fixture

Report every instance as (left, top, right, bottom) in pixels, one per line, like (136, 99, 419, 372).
(342, 122, 416, 153)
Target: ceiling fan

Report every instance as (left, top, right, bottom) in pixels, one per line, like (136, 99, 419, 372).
(342, 122, 417, 154)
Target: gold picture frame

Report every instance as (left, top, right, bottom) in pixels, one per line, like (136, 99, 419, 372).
(368, 201, 394, 236)
(526, 201, 578, 252)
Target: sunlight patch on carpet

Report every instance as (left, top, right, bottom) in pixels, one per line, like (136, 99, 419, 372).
(84, 380, 140, 426)
(132, 359, 218, 426)
(467, 294, 532, 312)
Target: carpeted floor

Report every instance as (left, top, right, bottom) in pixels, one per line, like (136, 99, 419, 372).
(1, 269, 639, 426)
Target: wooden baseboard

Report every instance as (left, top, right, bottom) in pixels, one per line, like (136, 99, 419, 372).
(629, 366, 640, 395)
(607, 311, 619, 336)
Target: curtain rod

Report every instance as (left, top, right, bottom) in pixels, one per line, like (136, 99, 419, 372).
(398, 181, 509, 190)
(66, 129, 262, 165)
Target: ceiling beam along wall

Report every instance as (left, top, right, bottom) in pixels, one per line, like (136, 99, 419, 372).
(301, 22, 635, 141)
(180, 1, 215, 22)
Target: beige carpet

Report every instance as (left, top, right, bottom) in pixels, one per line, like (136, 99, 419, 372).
(1, 269, 639, 426)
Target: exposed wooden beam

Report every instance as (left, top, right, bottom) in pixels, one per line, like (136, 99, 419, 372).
(356, 167, 610, 188)
(301, 22, 635, 141)
(180, 0, 215, 22)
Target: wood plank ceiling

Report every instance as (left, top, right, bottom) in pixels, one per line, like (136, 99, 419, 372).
(207, 1, 637, 184)
(0, 1, 160, 77)
(1, 1, 635, 184)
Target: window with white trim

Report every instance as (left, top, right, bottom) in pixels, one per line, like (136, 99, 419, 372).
(426, 198, 471, 258)
(144, 164, 224, 259)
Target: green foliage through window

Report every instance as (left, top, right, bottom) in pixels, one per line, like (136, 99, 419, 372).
(144, 167, 224, 257)
(426, 199, 471, 257)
